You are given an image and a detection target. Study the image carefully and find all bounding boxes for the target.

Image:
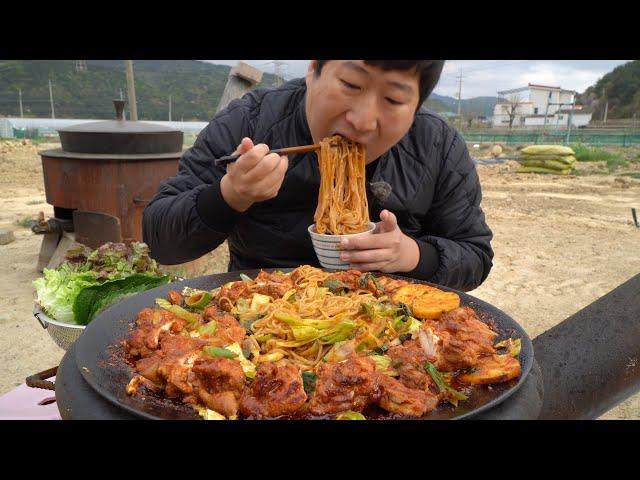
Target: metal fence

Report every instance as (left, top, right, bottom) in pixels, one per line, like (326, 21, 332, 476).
(462, 130, 640, 146)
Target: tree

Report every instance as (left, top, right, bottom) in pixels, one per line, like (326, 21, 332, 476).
(501, 94, 524, 129)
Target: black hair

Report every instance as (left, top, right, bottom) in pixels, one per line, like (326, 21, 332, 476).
(315, 60, 445, 109)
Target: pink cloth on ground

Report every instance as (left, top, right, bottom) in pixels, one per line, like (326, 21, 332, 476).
(0, 378, 62, 420)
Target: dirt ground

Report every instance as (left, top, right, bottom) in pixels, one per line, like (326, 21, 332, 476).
(0, 139, 638, 419)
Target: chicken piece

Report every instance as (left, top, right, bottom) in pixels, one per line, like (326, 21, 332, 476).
(308, 357, 380, 415)
(290, 266, 309, 285)
(191, 356, 245, 417)
(239, 362, 307, 418)
(217, 281, 250, 311)
(377, 374, 439, 417)
(252, 270, 295, 299)
(135, 354, 165, 385)
(124, 308, 186, 358)
(427, 307, 498, 371)
(203, 304, 220, 319)
(324, 270, 388, 296)
(324, 270, 363, 291)
(154, 335, 209, 397)
(377, 276, 409, 295)
(255, 270, 289, 284)
(253, 282, 292, 299)
(125, 374, 163, 396)
(192, 356, 245, 392)
(387, 340, 434, 390)
(203, 306, 247, 345)
(167, 290, 183, 306)
(456, 354, 521, 385)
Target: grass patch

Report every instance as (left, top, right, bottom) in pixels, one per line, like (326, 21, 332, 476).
(617, 172, 640, 179)
(570, 144, 628, 170)
(15, 215, 38, 228)
(26, 199, 44, 205)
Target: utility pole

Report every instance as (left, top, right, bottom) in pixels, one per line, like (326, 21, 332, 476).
(48, 79, 55, 119)
(118, 89, 126, 119)
(541, 91, 552, 139)
(602, 87, 609, 124)
(169, 95, 172, 121)
(273, 61, 287, 87)
(124, 60, 138, 121)
(566, 101, 575, 145)
(456, 71, 464, 130)
(18, 88, 23, 118)
(262, 61, 288, 87)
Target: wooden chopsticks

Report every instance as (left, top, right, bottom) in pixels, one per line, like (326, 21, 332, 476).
(213, 143, 321, 167)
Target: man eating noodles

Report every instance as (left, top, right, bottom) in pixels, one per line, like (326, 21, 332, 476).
(143, 60, 493, 291)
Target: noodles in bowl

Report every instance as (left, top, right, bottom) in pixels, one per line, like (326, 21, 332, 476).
(313, 135, 370, 235)
(310, 135, 374, 268)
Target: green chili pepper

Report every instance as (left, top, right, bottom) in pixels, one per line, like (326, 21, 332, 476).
(185, 291, 212, 310)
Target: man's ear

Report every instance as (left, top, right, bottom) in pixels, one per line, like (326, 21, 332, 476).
(305, 60, 318, 87)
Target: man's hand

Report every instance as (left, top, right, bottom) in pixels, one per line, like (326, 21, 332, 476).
(220, 137, 289, 212)
(339, 210, 420, 273)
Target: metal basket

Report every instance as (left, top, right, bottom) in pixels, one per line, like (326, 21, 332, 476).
(33, 303, 85, 351)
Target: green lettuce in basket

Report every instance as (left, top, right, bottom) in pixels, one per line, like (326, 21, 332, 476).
(33, 242, 170, 325)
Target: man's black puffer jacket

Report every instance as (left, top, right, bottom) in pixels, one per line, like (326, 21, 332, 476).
(143, 78, 493, 291)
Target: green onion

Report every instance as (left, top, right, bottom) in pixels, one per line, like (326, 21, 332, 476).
(198, 322, 218, 335)
(322, 279, 349, 292)
(155, 298, 200, 324)
(203, 346, 238, 359)
(302, 371, 317, 395)
(336, 411, 366, 420)
(424, 361, 468, 406)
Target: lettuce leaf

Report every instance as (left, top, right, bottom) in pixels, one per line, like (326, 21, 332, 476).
(72, 274, 170, 325)
(33, 263, 98, 324)
(33, 242, 168, 325)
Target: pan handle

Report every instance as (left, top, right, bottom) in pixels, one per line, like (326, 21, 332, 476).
(26, 366, 58, 391)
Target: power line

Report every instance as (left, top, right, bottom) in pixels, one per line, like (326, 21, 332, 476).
(459, 60, 525, 75)
(457, 71, 464, 125)
(262, 61, 288, 86)
(48, 79, 55, 119)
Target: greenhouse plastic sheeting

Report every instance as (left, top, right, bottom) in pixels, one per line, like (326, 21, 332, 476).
(463, 132, 640, 146)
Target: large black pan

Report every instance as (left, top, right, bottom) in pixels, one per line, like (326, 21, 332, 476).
(74, 269, 534, 420)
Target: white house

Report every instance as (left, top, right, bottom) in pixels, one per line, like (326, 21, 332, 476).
(492, 83, 592, 128)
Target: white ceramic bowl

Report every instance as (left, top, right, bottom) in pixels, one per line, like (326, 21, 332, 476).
(308, 222, 376, 270)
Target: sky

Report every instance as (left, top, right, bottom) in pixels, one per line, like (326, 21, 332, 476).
(203, 60, 630, 99)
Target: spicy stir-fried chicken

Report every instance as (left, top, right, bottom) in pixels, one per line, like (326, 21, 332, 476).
(123, 266, 522, 419)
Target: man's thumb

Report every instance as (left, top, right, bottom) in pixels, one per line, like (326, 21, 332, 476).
(378, 209, 398, 233)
